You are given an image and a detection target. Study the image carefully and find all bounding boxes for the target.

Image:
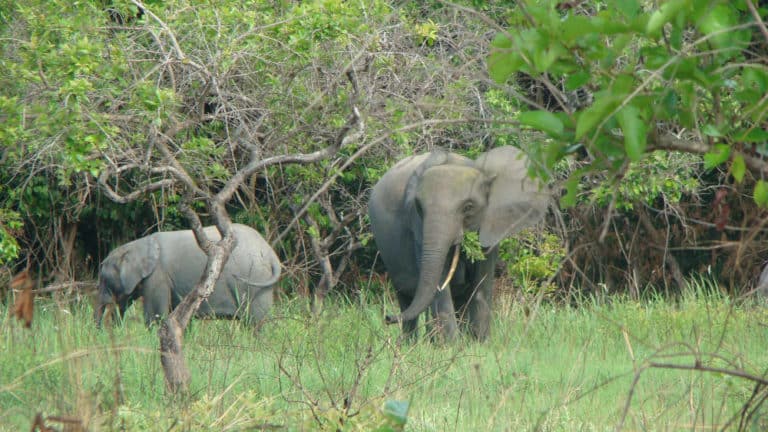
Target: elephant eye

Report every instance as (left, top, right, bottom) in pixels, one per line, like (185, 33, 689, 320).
(462, 201, 475, 214)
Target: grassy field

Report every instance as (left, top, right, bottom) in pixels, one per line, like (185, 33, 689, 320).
(2, 282, 768, 431)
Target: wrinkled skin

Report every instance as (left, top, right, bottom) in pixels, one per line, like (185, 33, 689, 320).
(368, 146, 549, 342)
(94, 223, 281, 328)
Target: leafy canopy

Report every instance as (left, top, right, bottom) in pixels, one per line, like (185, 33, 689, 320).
(488, 0, 768, 207)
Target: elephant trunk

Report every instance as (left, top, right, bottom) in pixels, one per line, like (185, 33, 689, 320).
(94, 300, 109, 328)
(386, 223, 457, 325)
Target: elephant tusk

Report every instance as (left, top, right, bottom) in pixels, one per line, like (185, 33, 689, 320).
(438, 246, 460, 292)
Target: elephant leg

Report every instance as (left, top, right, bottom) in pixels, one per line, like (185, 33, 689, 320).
(429, 288, 459, 342)
(396, 292, 419, 341)
(466, 286, 491, 341)
(466, 249, 498, 341)
(246, 287, 273, 328)
(116, 297, 132, 324)
(142, 276, 171, 327)
(142, 295, 169, 327)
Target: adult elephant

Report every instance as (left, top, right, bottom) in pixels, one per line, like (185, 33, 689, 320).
(94, 223, 281, 328)
(368, 146, 549, 341)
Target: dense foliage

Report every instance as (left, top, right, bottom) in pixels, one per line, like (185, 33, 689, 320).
(488, 0, 768, 293)
(0, 0, 511, 292)
(0, 0, 766, 297)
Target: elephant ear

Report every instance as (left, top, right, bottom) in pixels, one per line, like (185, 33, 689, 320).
(119, 236, 159, 295)
(475, 146, 549, 248)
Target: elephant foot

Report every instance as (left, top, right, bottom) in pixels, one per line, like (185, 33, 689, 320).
(385, 314, 401, 325)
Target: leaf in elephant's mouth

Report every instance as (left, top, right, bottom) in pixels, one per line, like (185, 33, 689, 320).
(461, 231, 485, 263)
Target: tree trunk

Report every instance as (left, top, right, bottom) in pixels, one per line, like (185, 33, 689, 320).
(158, 230, 234, 394)
(638, 206, 686, 291)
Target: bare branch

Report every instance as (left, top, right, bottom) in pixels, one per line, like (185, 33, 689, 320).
(650, 133, 768, 177)
(130, 0, 206, 73)
(98, 175, 174, 204)
(649, 361, 768, 386)
(217, 106, 364, 204)
(275, 116, 476, 245)
(151, 131, 208, 197)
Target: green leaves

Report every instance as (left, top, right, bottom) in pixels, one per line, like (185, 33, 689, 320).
(755, 181, 768, 208)
(703, 144, 731, 169)
(575, 93, 622, 140)
(518, 111, 564, 138)
(488, 36, 522, 84)
(730, 155, 746, 183)
(0, 209, 23, 264)
(461, 231, 486, 263)
(560, 176, 580, 208)
(616, 105, 647, 161)
(696, 3, 751, 56)
(488, 0, 767, 212)
(646, 0, 690, 36)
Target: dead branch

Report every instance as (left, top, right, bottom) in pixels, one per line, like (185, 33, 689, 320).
(647, 361, 768, 386)
(637, 206, 686, 290)
(651, 133, 768, 178)
(220, 106, 363, 205)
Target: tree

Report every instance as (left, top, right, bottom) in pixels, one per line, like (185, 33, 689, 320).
(483, 0, 768, 292)
(1, 0, 516, 289)
(96, 0, 369, 392)
(487, 0, 767, 205)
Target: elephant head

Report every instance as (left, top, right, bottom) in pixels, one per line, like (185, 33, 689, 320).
(385, 146, 549, 325)
(94, 236, 160, 326)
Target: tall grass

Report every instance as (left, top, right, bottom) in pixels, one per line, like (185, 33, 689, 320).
(2, 281, 768, 431)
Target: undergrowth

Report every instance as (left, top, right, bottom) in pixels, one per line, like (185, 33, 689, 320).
(2, 280, 768, 431)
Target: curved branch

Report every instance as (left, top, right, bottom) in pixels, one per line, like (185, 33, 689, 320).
(216, 106, 364, 204)
(97, 163, 175, 204)
(130, 0, 205, 72)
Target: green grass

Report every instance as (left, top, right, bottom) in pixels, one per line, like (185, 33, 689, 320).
(2, 284, 768, 431)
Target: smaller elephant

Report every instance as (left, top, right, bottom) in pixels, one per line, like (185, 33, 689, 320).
(94, 223, 281, 328)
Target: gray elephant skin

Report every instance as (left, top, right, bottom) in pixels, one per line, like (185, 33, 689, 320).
(368, 146, 549, 341)
(94, 223, 281, 328)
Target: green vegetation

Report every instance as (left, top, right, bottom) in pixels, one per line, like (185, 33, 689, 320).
(1, 0, 765, 293)
(2, 284, 768, 430)
(489, 0, 768, 208)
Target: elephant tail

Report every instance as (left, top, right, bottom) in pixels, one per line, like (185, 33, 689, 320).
(237, 254, 282, 288)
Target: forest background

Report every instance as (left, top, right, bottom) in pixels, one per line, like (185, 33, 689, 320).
(1, 0, 767, 300)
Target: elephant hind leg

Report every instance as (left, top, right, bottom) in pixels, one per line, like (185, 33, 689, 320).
(464, 251, 497, 341)
(245, 288, 273, 329)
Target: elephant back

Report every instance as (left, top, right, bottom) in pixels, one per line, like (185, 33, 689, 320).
(151, 229, 210, 286)
(152, 224, 279, 287)
(228, 224, 281, 283)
